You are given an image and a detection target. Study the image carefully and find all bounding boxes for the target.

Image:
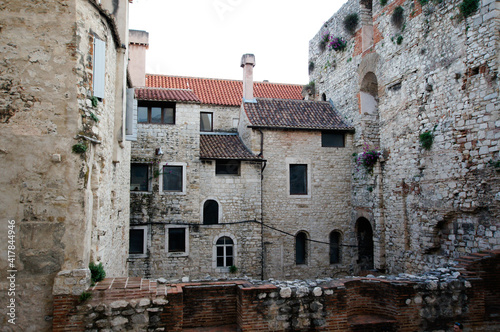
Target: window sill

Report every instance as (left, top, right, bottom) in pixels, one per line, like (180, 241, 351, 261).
(131, 191, 152, 195)
(167, 252, 189, 257)
(160, 191, 186, 195)
(128, 254, 148, 259)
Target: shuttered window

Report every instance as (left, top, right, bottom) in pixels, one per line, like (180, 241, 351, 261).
(93, 37, 106, 99)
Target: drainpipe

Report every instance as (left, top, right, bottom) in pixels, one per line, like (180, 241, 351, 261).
(258, 128, 265, 280)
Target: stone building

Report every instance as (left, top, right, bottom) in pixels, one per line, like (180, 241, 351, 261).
(0, 0, 132, 330)
(308, 0, 500, 274)
(127, 46, 356, 280)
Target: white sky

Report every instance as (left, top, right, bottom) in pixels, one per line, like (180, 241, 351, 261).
(129, 0, 347, 84)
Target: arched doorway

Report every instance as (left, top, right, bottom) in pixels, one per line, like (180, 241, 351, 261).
(356, 218, 374, 270)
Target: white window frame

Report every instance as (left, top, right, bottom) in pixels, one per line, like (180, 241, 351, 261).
(286, 158, 312, 198)
(129, 225, 148, 258)
(160, 162, 187, 195)
(212, 233, 237, 272)
(165, 225, 189, 257)
(93, 36, 106, 99)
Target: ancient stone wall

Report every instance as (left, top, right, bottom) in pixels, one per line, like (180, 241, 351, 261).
(54, 252, 500, 331)
(258, 129, 355, 279)
(309, 0, 500, 274)
(0, 0, 130, 330)
(129, 103, 263, 280)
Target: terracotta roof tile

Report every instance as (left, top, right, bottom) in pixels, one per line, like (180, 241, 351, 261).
(244, 98, 354, 130)
(135, 87, 201, 103)
(146, 75, 303, 106)
(200, 134, 262, 160)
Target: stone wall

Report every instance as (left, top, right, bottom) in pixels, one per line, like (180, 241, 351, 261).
(54, 251, 500, 331)
(0, 0, 130, 330)
(309, 0, 500, 274)
(258, 129, 355, 279)
(129, 102, 263, 279)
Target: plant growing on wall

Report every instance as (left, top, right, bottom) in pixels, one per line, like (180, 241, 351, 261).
(354, 143, 381, 174)
(229, 265, 238, 274)
(72, 142, 87, 154)
(329, 37, 347, 51)
(380, 0, 388, 6)
(392, 6, 405, 28)
(319, 32, 330, 52)
(302, 81, 316, 96)
(89, 262, 106, 284)
(79, 291, 92, 303)
(343, 13, 359, 34)
(308, 61, 315, 74)
(419, 130, 434, 150)
(91, 96, 99, 107)
(459, 0, 479, 18)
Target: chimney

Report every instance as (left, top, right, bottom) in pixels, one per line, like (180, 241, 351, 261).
(241, 54, 256, 103)
(128, 30, 149, 87)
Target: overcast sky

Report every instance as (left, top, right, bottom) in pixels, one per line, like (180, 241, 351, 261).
(129, 0, 347, 84)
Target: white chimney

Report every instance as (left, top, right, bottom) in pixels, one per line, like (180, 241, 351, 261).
(241, 54, 256, 103)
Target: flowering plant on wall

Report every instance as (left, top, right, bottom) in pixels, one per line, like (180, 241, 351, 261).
(354, 143, 381, 174)
(319, 31, 330, 51)
(329, 37, 347, 51)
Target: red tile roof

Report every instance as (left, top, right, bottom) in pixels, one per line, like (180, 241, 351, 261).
(200, 134, 262, 160)
(135, 87, 201, 103)
(146, 75, 304, 106)
(243, 98, 354, 131)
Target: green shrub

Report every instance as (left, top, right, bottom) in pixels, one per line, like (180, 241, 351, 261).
(89, 262, 106, 284)
(392, 6, 405, 28)
(229, 265, 238, 274)
(396, 35, 404, 45)
(79, 291, 92, 302)
(459, 0, 479, 18)
(419, 131, 434, 150)
(72, 143, 87, 154)
(343, 13, 359, 34)
(380, 0, 388, 6)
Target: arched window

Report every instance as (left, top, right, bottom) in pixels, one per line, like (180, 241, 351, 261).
(216, 236, 234, 267)
(321, 93, 327, 101)
(330, 231, 341, 264)
(295, 232, 307, 265)
(203, 200, 219, 225)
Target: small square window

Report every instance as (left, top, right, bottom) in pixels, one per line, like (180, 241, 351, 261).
(200, 112, 213, 132)
(163, 165, 183, 192)
(131, 163, 149, 191)
(290, 164, 308, 195)
(168, 228, 186, 252)
(322, 131, 345, 147)
(166, 226, 189, 256)
(216, 160, 240, 175)
(129, 226, 147, 256)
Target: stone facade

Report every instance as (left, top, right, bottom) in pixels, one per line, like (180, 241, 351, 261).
(0, 0, 131, 330)
(128, 101, 263, 279)
(309, 0, 500, 274)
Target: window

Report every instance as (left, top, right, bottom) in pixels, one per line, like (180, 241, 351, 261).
(93, 37, 105, 99)
(129, 226, 147, 256)
(289, 164, 308, 195)
(130, 163, 149, 191)
(203, 200, 219, 225)
(296, 232, 307, 265)
(166, 226, 189, 256)
(216, 160, 240, 175)
(138, 101, 175, 124)
(200, 112, 213, 132)
(216, 236, 234, 267)
(330, 231, 341, 264)
(162, 165, 183, 192)
(322, 131, 345, 147)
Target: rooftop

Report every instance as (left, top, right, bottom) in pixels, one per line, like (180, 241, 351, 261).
(243, 98, 354, 131)
(146, 74, 304, 106)
(134, 87, 201, 103)
(200, 133, 262, 160)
